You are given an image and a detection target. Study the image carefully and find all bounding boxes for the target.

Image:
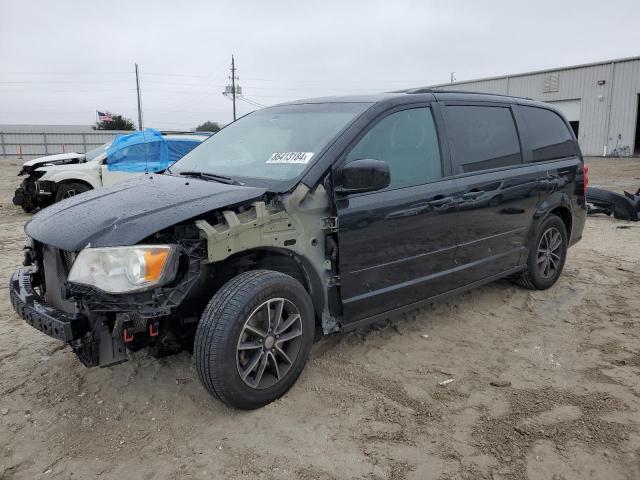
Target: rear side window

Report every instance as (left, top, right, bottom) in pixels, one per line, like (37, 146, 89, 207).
(446, 105, 522, 174)
(107, 141, 163, 171)
(345, 107, 442, 188)
(519, 106, 577, 162)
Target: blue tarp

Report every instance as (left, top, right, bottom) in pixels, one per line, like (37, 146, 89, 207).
(106, 129, 202, 173)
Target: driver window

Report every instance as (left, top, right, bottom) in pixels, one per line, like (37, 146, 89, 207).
(345, 107, 442, 188)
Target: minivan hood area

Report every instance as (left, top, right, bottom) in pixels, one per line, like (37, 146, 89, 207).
(25, 173, 267, 251)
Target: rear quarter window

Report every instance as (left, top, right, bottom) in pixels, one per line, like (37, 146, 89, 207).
(445, 105, 522, 174)
(519, 106, 577, 162)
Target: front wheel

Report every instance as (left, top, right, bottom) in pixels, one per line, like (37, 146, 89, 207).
(55, 182, 91, 202)
(514, 215, 568, 290)
(194, 270, 315, 410)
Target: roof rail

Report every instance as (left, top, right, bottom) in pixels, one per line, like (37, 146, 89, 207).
(397, 87, 533, 101)
(157, 130, 214, 136)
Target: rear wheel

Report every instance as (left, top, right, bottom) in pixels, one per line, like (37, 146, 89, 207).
(55, 182, 91, 202)
(194, 270, 314, 410)
(515, 215, 568, 290)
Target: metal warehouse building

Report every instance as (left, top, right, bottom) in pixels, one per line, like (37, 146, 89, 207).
(428, 56, 640, 157)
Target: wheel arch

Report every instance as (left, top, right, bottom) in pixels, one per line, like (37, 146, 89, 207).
(39, 168, 102, 190)
(548, 205, 572, 240)
(54, 178, 95, 191)
(205, 247, 326, 325)
(526, 192, 574, 253)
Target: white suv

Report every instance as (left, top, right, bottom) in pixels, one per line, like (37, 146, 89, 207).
(13, 131, 209, 212)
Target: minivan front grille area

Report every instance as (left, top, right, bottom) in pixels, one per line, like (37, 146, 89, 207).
(41, 245, 77, 314)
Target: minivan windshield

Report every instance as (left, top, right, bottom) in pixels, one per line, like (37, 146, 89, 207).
(169, 102, 371, 184)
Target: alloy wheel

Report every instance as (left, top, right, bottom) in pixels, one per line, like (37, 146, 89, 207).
(236, 298, 303, 389)
(537, 227, 563, 279)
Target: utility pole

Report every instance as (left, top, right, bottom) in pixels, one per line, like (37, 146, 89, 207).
(135, 63, 144, 130)
(223, 56, 241, 120)
(231, 55, 237, 121)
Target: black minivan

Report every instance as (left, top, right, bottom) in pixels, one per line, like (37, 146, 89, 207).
(10, 90, 587, 409)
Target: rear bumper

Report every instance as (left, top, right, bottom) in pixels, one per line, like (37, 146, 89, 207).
(9, 267, 86, 342)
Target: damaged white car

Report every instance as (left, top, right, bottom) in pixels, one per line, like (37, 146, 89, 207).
(12, 130, 208, 212)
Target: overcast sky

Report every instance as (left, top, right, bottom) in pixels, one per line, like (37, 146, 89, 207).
(1, 0, 639, 129)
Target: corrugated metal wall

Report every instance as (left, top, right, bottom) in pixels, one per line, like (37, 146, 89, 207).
(431, 57, 640, 156)
(0, 130, 131, 158)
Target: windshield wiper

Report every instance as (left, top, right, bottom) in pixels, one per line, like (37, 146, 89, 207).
(177, 171, 242, 185)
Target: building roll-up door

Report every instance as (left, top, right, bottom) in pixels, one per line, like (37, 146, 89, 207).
(548, 99, 581, 139)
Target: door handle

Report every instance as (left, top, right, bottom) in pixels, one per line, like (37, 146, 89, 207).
(540, 176, 560, 190)
(428, 196, 454, 207)
(462, 191, 484, 200)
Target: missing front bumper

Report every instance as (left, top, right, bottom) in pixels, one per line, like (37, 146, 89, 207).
(10, 267, 128, 367)
(9, 267, 86, 342)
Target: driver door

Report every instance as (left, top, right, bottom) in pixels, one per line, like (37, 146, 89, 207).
(101, 143, 155, 186)
(100, 160, 140, 186)
(335, 105, 459, 324)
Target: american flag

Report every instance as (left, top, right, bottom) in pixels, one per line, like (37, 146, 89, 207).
(97, 111, 113, 122)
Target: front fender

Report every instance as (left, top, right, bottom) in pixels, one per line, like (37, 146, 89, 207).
(37, 167, 102, 190)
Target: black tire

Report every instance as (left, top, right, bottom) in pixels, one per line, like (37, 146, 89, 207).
(194, 270, 314, 410)
(55, 182, 91, 202)
(515, 215, 568, 290)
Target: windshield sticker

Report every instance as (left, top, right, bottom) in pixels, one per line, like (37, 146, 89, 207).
(266, 152, 314, 164)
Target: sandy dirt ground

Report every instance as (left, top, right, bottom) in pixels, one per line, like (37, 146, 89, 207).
(0, 157, 639, 480)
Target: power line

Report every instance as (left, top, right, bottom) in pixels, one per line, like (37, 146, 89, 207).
(145, 108, 228, 114)
(0, 79, 132, 84)
(0, 71, 131, 75)
(238, 96, 266, 108)
(240, 76, 427, 84)
(144, 80, 224, 87)
(0, 88, 136, 93)
(0, 69, 428, 85)
(144, 72, 228, 80)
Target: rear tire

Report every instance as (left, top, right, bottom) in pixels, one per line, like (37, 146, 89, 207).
(194, 270, 314, 410)
(514, 215, 568, 290)
(55, 182, 91, 202)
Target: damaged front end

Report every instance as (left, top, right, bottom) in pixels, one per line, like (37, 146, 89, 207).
(10, 237, 207, 367)
(10, 170, 343, 369)
(13, 168, 50, 213)
(14, 156, 84, 212)
(193, 183, 341, 334)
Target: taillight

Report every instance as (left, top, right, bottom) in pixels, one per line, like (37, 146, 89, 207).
(582, 163, 588, 196)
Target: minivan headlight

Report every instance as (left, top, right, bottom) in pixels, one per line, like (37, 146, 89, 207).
(68, 245, 178, 293)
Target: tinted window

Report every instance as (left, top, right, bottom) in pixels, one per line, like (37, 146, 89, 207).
(346, 107, 442, 188)
(519, 106, 577, 162)
(446, 106, 522, 174)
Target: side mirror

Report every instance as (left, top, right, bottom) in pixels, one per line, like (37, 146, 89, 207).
(337, 159, 390, 194)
